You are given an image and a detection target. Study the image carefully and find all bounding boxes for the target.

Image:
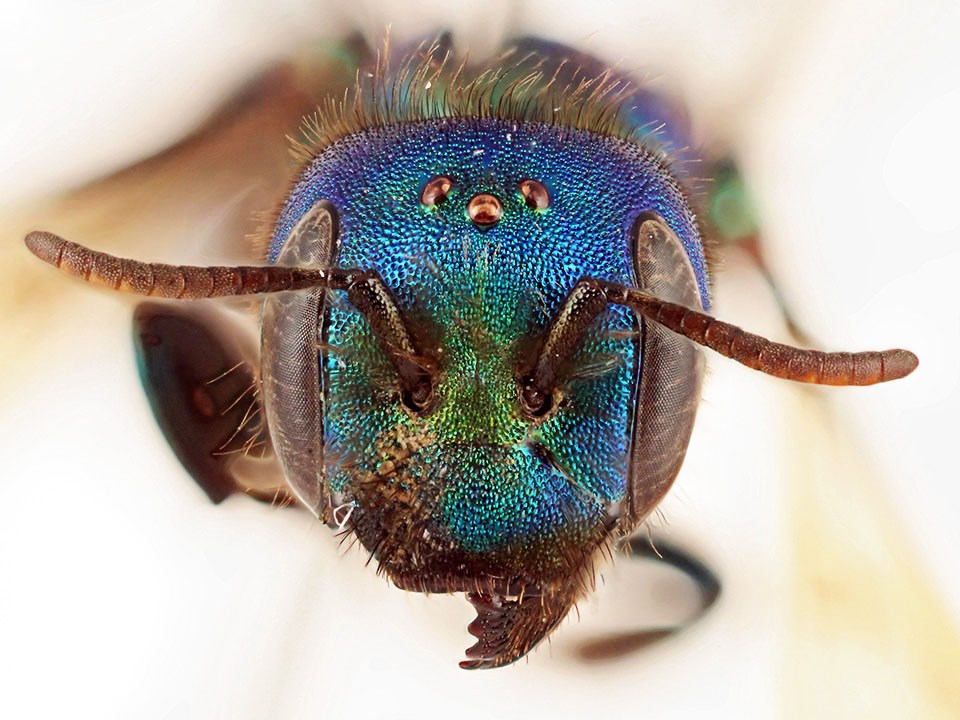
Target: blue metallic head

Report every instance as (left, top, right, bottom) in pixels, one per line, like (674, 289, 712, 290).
(24, 32, 918, 673)
(260, 38, 711, 666)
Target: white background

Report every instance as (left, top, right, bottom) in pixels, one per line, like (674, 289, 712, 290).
(2, 1, 958, 718)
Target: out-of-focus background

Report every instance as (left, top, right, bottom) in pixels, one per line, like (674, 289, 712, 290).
(1, 1, 958, 718)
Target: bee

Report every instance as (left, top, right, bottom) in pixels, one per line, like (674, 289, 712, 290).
(20, 31, 918, 674)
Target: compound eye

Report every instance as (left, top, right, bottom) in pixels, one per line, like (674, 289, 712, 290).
(421, 176, 454, 206)
(518, 179, 550, 210)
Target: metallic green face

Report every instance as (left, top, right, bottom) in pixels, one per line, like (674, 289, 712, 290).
(267, 115, 707, 592)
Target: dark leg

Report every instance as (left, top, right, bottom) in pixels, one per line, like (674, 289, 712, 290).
(133, 302, 291, 505)
(705, 155, 812, 343)
(573, 536, 721, 662)
(620, 536, 721, 612)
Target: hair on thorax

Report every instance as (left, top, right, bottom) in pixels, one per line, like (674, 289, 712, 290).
(289, 35, 679, 165)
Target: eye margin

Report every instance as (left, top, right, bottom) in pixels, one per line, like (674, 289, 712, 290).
(621, 210, 704, 527)
(518, 178, 550, 211)
(421, 175, 455, 207)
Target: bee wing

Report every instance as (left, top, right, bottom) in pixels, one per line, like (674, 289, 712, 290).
(681, 150, 960, 713)
(781, 376, 960, 714)
(6, 37, 368, 280)
(652, 246, 960, 717)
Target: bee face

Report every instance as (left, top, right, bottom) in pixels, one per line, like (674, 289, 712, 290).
(13, 24, 927, 678)
(262, 117, 708, 605)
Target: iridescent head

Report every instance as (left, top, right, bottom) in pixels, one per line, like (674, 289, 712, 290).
(25, 36, 917, 670)
(267, 50, 702, 565)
